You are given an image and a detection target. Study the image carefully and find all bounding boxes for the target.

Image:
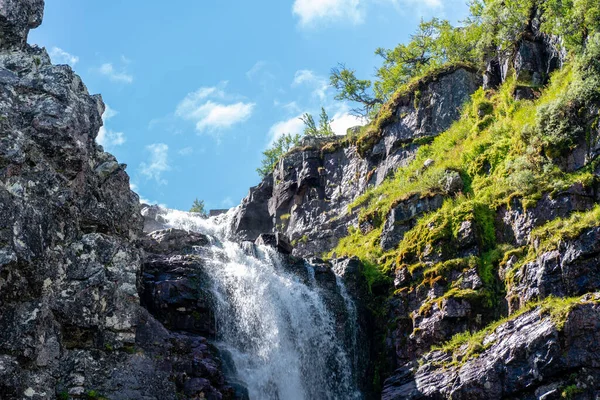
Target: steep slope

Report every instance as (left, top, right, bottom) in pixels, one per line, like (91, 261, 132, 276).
(228, 5, 600, 398)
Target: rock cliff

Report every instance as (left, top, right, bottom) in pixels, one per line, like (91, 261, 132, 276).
(228, 6, 600, 399)
(232, 65, 483, 258)
(0, 2, 236, 398)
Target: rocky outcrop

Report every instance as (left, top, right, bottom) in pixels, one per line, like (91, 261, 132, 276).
(231, 176, 273, 241)
(508, 226, 600, 312)
(0, 0, 44, 49)
(497, 183, 598, 246)
(0, 2, 237, 398)
(380, 194, 444, 251)
(232, 66, 482, 258)
(382, 295, 600, 400)
(486, 10, 566, 91)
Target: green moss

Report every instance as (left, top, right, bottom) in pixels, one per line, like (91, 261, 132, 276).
(86, 391, 108, 400)
(562, 384, 584, 399)
(280, 213, 291, 221)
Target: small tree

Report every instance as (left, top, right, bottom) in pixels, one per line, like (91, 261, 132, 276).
(190, 198, 207, 216)
(300, 107, 335, 138)
(257, 132, 301, 178)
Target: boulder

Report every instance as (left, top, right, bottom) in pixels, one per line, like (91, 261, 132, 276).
(254, 232, 293, 255)
(380, 194, 444, 251)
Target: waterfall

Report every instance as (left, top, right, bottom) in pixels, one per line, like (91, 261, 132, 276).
(159, 208, 363, 400)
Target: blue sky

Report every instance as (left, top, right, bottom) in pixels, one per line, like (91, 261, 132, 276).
(30, 0, 470, 211)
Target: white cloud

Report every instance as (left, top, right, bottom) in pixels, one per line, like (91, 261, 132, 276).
(96, 104, 126, 150)
(293, 0, 444, 26)
(267, 115, 305, 147)
(330, 111, 366, 136)
(292, 69, 328, 100)
(103, 104, 118, 121)
(175, 83, 255, 133)
(97, 127, 126, 148)
(98, 63, 133, 84)
(49, 47, 79, 66)
(275, 100, 301, 114)
(293, 0, 363, 26)
(385, 0, 443, 9)
(140, 143, 170, 185)
(246, 61, 268, 80)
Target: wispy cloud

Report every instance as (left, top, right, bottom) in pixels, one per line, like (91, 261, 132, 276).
(246, 61, 268, 80)
(267, 115, 305, 147)
(293, 0, 363, 26)
(139, 143, 170, 185)
(178, 146, 193, 156)
(96, 104, 126, 150)
(275, 100, 302, 114)
(49, 47, 79, 66)
(292, 0, 444, 26)
(98, 63, 133, 84)
(175, 82, 255, 134)
(292, 69, 328, 100)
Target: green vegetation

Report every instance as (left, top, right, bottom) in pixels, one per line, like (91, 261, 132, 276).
(256, 132, 302, 178)
(86, 390, 108, 400)
(257, 107, 337, 177)
(562, 384, 584, 399)
(331, 0, 600, 120)
(189, 198, 207, 216)
(300, 107, 335, 138)
(331, 34, 600, 292)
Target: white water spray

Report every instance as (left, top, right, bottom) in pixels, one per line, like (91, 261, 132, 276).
(159, 208, 362, 400)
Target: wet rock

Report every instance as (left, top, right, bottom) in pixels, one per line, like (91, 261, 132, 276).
(142, 228, 210, 255)
(141, 204, 171, 232)
(0, 2, 238, 397)
(497, 184, 597, 246)
(255, 232, 293, 254)
(231, 177, 273, 241)
(509, 227, 600, 311)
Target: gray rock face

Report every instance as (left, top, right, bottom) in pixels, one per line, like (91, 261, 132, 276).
(0, 0, 44, 49)
(497, 183, 597, 246)
(380, 194, 444, 251)
(231, 177, 273, 241)
(382, 67, 482, 144)
(232, 66, 482, 258)
(382, 295, 600, 400)
(509, 226, 600, 311)
(490, 16, 566, 90)
(0, 4, 238, 399)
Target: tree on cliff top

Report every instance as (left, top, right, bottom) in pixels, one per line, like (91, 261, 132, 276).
(301, 107, 335, 138)
(257, 132, 301, 179)
(190, 198, 207, 216)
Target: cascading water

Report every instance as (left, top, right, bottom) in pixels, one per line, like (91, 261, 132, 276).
(159, 208, 363, 400)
